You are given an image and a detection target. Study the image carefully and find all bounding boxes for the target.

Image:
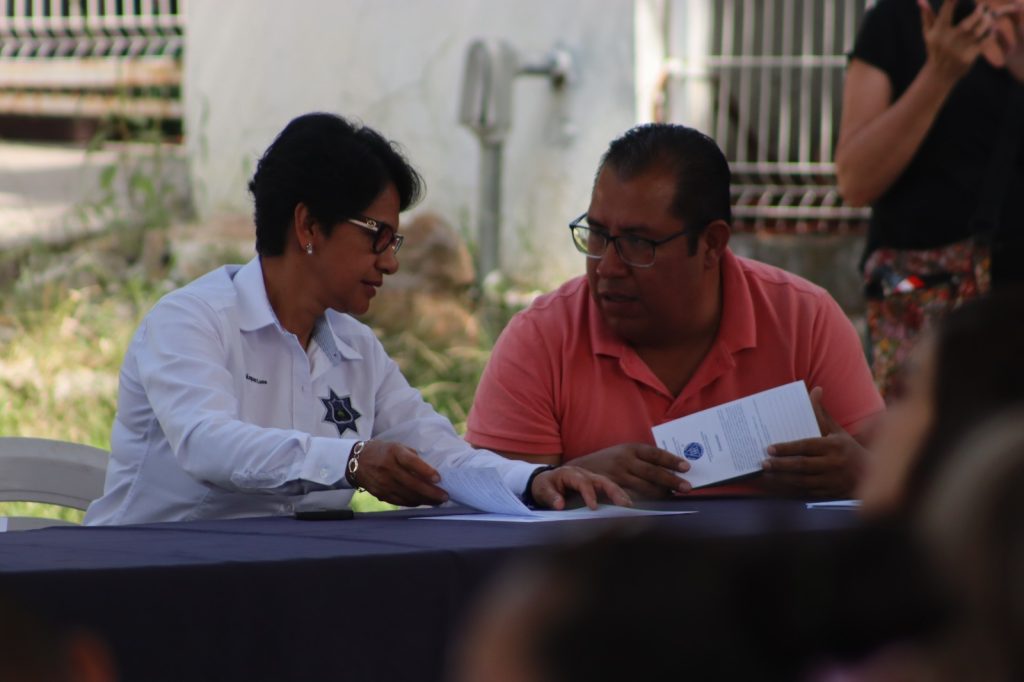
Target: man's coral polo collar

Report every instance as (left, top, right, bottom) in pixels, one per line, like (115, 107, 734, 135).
(589, 248, 758, 394)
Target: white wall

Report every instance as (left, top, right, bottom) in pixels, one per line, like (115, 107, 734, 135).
(184, 0, 638, 287)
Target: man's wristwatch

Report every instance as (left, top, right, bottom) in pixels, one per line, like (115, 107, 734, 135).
(346, 440, 367, 490)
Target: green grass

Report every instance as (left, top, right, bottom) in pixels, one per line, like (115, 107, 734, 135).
(380, 331, 494, 434)
(0, 278, 163, 447)
(0, 266, 168, 522)
(0, 237, 519, 520)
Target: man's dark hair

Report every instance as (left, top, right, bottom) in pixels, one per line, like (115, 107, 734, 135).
(598, 123, 732, 254)
(248, 112, 424, 256)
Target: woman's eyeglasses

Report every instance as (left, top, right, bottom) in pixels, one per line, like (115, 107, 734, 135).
(348, 217, 404, 255)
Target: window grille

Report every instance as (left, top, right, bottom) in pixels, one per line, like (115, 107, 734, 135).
(667, 0, 873, 233)
(0, 0, 183, 122)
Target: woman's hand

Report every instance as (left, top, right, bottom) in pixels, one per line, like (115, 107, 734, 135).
(918, 0, 995, 83)
(836, 2, 1010, 209)
(350, 440, 450, 507)
(993, 2, 1024, 83)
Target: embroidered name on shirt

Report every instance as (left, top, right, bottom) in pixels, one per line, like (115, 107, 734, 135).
(245, 373, 268, 385)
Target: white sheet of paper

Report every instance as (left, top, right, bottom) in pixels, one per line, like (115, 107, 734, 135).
(436, 465, 535, 515)
(806, 499, 861, 510)
(415, 505, 697, 523)
(0, 517, 7, 533)
(296, 488, 354, 512)
(652, 380, 821, 488)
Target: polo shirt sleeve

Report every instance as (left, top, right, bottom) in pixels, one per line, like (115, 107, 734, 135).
(133, 293, 348, 494)
(364, 341, 540, 496)
(805, 296, 885, 437)
(465, 312, 564, 456)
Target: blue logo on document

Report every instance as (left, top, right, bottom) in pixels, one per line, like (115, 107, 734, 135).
(683, 442, 704, 461)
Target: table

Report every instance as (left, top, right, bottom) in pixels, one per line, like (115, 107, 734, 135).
(0, 499, 859, 682)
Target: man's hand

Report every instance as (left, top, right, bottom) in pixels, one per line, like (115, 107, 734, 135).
(570, 444, 691, 499)
(761, 387, 865, 499)
(529, 465, 633, 510)
(350, 440, 449, 507)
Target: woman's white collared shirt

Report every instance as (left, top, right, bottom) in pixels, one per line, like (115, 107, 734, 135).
(84, 258, 537, 525)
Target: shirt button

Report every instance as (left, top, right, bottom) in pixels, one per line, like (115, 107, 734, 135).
(320, 468, 329, 479)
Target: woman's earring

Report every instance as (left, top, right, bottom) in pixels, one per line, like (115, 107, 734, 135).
(305, 242, 314, 255)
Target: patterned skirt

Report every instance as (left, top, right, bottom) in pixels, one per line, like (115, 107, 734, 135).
(863, 239, 991, 401)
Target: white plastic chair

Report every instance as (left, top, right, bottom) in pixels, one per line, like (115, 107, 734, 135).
(0, 437, 109, 531)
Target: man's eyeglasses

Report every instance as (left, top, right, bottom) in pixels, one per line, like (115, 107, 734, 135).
(348, 216, 404, 255)
(568, 213, 690, 268)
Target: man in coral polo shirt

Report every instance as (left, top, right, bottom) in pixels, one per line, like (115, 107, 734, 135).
(466, 123, 884, 499)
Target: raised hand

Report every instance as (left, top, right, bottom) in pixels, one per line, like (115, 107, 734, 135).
(992, 1, 1024, 82)
(918, 0, 995, 82)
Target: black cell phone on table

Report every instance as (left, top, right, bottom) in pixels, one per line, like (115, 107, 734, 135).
(929, 0, 978, 24)
(294, 508, 355, 521)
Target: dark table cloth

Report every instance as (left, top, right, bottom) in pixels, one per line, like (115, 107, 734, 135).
(0, 499, 859, 682)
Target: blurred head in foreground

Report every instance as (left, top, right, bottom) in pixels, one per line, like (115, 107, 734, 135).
(0, 595, 116, 682)
(858, 287, 1024, 516)
(452, 527, 941, 682)
(915, 408, 1024, 682)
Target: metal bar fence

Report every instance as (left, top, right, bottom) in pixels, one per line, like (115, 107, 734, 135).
(669, 0, 874, 233)
(0, 0, 184, 120)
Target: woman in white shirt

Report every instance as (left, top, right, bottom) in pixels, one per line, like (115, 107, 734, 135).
(85, 113, 628, 524)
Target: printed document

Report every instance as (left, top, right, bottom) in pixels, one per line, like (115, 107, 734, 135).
(806, 500, 861, 510)
(431, 465, 694, 522)
(437, 464, 536, 516)
(416, 506, 696, 523)
(652, 380, 820, 488)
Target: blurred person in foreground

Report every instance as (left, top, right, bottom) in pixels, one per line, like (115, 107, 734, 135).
(857, 287, 1024, 517)
(85, 113, 626, 525)
(839, 287, 1024, 679)
(914, 408, 1024, 681)
(451, 528, 944, 682)
(836, 0, 1024, 399)
(0, 595, 116, 682)
(466, 123, 883, 500)
(823, 409, 1024, 682)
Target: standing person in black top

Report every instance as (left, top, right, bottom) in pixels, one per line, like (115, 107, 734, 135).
(836, 0, 1024, 399)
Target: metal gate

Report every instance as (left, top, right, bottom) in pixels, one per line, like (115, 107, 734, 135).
(0, 0, 183, 123)
(663, 0, 873, 233)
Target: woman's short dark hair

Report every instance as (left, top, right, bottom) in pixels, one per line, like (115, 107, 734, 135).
(597, 123, 732, 254)
(904, 287, 1024, 510)
(248, 112, 424, 256)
